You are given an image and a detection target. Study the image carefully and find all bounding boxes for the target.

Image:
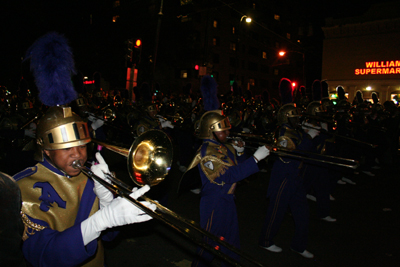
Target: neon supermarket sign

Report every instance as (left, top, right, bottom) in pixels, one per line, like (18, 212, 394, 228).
(355, 61, 400, 75)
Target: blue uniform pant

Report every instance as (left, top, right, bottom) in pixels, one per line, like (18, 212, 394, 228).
(192, 195, 240, 267)
(259, 178, 309, 252)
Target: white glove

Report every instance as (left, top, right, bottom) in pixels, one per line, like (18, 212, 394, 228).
(279, 139, 288, 148)
(90, 117, 104, 131)
(24, 129, 36, 138)
(302, 122, 320, 139)
(253, 146, 270, 163)
(232, 139, 245, 155)
(91, 152, 114, 209)
(81, 185, 156, 246)
(161, 120, 174, 129)
(320, 122, 328, 131)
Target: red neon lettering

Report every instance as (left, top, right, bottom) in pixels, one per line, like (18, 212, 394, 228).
(382, 68, 389, 74)
(397, 68, 400, 74)
(390, 68, 395, 74)
(371, 69, 376, 74)
(377, 69, 381, 74)
(365, 69, 371, 74)
(365, 62, 374, 68)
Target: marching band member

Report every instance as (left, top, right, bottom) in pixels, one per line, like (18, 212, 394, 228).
(259, 78, 316, 258)
(185, 110, 269, 266)
(13, 32, 156, 267)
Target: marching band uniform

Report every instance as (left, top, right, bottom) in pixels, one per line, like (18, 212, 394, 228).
(13, 33, 155, 267)
(14, 158, 111, 267)
(186, 110, 269, 266)
(259, 121, 315, 256)
(259, 78, 315, 258)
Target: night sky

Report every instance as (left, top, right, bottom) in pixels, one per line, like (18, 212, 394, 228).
(0, 0, 394, 91)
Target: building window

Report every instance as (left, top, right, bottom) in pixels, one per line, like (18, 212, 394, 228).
(232, 26, 236, 34)
(249, 78, 255, 86)
(113, 0, 120, 7)
(181, 70, 188, 78)
(213, 37, 220, 46)
(213, 20, 218, 28)
(230, 42, 236, 51)
(286, 33, 291, 39)
(112, 15, 120, 22)
(274, 69, 279, 75)
(274, 14, 280, 21)
(262, 51, 267, 59)
(180, 0, 193, 5)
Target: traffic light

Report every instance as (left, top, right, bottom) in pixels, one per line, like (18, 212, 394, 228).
(133, 39, 142, 65)
(125, 39, 134, 67)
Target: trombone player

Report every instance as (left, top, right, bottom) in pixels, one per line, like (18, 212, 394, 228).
(14, 106, 156, 267)
(184, 110, 270, 266)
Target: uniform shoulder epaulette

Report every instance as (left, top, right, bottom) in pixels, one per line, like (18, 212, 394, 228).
(13, 166, 38, 181)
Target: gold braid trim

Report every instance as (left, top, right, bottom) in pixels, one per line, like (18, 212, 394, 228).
(21, 211, 47, 241)
(200, 155, 232, 186)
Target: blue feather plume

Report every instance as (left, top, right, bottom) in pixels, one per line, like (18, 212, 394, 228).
(25, 32, 77, 106)
(200, 75, 219, 111)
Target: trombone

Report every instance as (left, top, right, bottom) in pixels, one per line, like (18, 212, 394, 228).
(301, 124, 378, 149)
(73, 130, 266, 267)
(228, 135, 359, 169)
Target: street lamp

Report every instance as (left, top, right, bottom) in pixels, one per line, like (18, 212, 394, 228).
(240, 15, 252, 23)
(278, 50, 306, 87)
(235, 15, 252, 82)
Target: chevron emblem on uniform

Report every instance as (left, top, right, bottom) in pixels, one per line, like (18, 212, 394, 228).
(204, 161, 214, 170)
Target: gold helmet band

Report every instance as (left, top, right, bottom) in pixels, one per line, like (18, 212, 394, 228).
(197, 110, 231, 139)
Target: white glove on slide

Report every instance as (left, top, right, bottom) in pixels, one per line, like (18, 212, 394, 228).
(161, 120, 174, 129)
(253, 146, 270, 163)
(232, 140, 245, 155)
(91, 152, 114, 209)
(302, 122, 321, 139)
(89, 115, 105, 130)
(81, 185, 156, 246)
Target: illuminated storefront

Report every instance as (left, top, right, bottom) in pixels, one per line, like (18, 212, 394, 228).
(321, 2, 400, 103)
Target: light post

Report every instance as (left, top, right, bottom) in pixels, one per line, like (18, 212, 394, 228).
(278, 50, 306, 87)
(235, 15, 252, 81)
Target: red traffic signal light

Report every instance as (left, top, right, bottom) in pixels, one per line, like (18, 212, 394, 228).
(194, 64, 199, 70)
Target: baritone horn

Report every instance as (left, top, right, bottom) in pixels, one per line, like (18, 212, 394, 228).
(73, 130, 265, 267)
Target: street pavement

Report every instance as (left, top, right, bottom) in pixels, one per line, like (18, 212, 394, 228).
(100, 150, 399, 267)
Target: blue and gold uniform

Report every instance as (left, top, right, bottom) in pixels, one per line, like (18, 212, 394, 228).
(14, 157, 116, 267)
(188, 139, 259, 266)
(185, 110, 267, 267)
(259, 122, 314, 254)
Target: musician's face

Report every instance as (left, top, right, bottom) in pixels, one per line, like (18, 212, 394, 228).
(214, 130, 230, 143)
(44, 145, 87, 177)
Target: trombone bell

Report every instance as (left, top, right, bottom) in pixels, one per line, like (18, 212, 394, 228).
(94, 130, 173, 187)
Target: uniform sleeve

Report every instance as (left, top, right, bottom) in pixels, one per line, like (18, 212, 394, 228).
(22, 216, 97, 267)
(201, 155, 259, 185)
